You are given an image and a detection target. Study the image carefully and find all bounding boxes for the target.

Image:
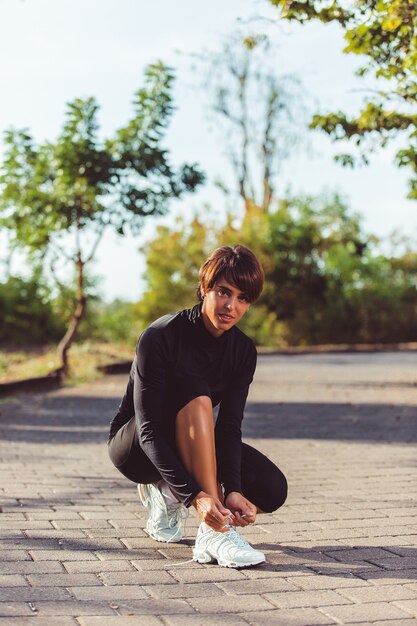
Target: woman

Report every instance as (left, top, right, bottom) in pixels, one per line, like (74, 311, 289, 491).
(108, 245, 287, 568)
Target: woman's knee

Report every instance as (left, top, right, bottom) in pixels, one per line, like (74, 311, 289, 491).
(177, 395, 212, 418)
(108, 419, 161, 484)
(261, 470, 288, 513)
(176, 396, 214, 446)
(108, 417, 136, 468)
(240, 443, 288, 513)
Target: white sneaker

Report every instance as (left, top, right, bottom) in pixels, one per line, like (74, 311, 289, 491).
(192, 522, 265, 568)
(137, 483, 188, 543)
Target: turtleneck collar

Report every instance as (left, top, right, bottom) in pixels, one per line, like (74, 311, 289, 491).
(186, 302, 228, 344)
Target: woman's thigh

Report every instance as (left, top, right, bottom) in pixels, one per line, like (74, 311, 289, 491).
(241, 442, 288, 513)
(107, 377, 213, 486)
(108, 416, 161, 484)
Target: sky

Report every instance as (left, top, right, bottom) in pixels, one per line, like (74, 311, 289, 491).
(0, 0, 416, 302)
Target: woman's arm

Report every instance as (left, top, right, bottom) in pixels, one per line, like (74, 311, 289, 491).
(133, 326, 202, 507)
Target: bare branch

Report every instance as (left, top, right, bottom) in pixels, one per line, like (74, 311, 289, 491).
(49, 251, 69, 294)
(49, 239, 72, 263)
(261, 86, 279, 210)
(85, 221, 107, 264)
(201, 32, 305, 212)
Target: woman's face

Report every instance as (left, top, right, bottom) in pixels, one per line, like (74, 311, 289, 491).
(201, 276, 250, 338)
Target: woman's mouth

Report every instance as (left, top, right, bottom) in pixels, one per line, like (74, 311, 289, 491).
(218, 313, 234, 323)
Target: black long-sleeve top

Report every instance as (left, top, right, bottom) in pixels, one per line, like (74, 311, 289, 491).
(108, 303, 257, 507)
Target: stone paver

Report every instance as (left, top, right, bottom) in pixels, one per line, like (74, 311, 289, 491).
(393, 599, 417, 617)
(77, 619, 163, 626)
(164, 615, 247, 626)
(240, 608, 336, 625)
(0, 619, 77, 625)
(187, 593, 275, 612)
(264, 589, 352, 609)
(321, 601, 412, 622)
(0, 351, 417, 623)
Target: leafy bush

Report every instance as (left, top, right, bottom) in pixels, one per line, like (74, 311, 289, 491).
(88, 299, 142, 344)
(0, 273, 65, 346)
(133, 193, 417, 346)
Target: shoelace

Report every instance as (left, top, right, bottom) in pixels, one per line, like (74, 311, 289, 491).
(221, 527, 253, 550)
(166, 503, 188, 529)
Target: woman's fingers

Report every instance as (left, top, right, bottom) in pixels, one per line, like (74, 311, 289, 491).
(218, 503, 232, 517)
(203, 509, 228, 531)
(195, 494, 233, 531)
(205, 516, 228, 532)
(229, 498, 257, 526)
(194, 492, 259, 532)
(210, 503, 230, 527)
(233, 511, 250, 527)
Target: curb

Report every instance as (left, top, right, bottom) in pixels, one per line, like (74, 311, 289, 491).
(97, 360, 132, 374)
(0, 368, 64, 398)
(257, 341, 417, 356)
(1, 342, 416, 397)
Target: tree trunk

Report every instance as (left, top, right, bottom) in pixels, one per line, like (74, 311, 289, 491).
(56, 293, 87, 375)
(56, 218, 87, 376)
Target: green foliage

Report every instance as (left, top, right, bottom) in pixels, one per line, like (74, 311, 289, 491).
(134, 193, 417, 345)
(87, 299, 141, 345)
(0, 272, 65, 345)
(271, 0, 417, 199)
(271, 0, 416, 77)
(0, 62, 204, 368)
(134, 216, 217, 327)
(0, 63, 204, 250)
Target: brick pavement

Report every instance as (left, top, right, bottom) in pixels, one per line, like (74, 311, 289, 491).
(0, 351, 416, 625)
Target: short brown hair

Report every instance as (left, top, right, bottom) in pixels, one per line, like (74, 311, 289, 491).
(197, 245, 264, 303)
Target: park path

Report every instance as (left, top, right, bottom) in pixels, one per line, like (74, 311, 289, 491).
(0, 351, 416, 625)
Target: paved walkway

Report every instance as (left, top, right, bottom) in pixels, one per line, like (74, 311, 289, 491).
(0, 352, 416, 625)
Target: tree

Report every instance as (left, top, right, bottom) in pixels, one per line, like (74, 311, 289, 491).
(0, 62, 204, 373)
(134, 215, 215, 328)
(132, 29, 416, 347)
(270, 0, 417, 198)
(199, 33, 307, 212)
(134, 192, 417, 346)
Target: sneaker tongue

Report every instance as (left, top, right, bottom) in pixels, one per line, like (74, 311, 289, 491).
(159, 482, 180, 506)
(226, 528, 250, 548)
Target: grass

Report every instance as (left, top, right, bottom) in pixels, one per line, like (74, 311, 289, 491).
(0, 341, 134, 386)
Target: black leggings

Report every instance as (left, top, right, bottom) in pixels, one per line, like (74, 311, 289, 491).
(108, 416, 288, 513)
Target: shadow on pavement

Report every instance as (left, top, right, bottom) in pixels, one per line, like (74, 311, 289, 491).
(1, 528, 416, 582)
(0, 393, 416, 444)
(250, 543, 417, 581)
(3, 542, 416, 584)
(243, 401, 417, 444)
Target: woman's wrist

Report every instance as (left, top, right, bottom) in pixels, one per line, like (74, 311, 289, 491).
(191, 490, 207, 507)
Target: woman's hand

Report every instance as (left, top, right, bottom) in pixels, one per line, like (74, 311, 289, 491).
(225, 492, 257, 527)
(192, 491, 233, 532)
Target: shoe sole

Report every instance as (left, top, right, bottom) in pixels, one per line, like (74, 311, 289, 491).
(193, 550, 265, 569)
(144, 524, 182, 543)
